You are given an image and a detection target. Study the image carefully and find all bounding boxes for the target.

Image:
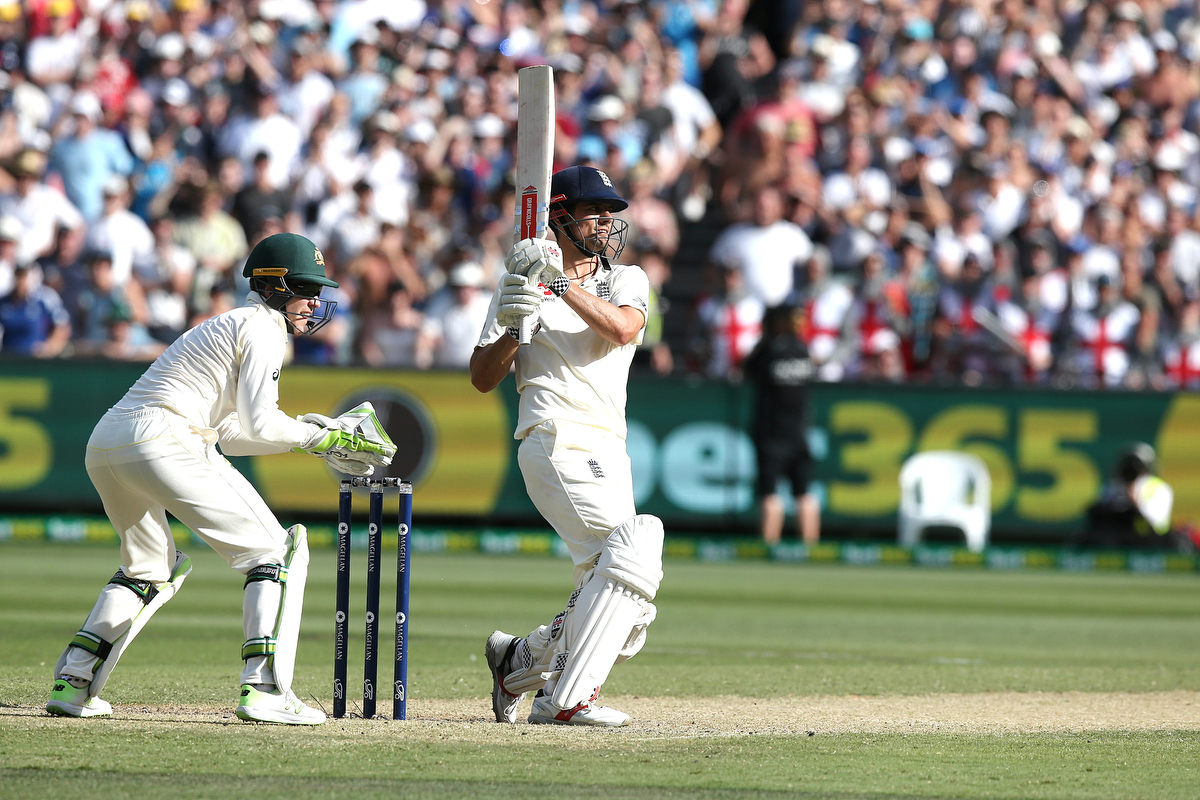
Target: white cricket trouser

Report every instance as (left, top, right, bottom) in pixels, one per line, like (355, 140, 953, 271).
(66, 406, 289, 685)
(518, 419, 637, 579)
(505, 419, 636, 695)
(85, 407, 289, 578)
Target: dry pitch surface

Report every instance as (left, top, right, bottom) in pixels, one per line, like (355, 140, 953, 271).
(8, 691, 1200, 737)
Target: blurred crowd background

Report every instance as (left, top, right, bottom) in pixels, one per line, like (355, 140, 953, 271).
(2, 0, 1200, 389)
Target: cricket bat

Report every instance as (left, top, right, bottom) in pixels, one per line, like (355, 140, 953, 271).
(513, 64, 555, 345)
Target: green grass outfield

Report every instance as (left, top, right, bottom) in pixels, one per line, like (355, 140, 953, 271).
(2, 541, 1199, 799)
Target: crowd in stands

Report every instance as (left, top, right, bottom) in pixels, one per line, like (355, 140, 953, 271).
(2, 0, 1200, 390)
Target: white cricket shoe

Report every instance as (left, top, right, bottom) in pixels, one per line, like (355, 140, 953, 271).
(527, 693, 630, 727)
(46, 679, 112, 718)
(485, 630, 525, 723)
(235, 684, 325, 725)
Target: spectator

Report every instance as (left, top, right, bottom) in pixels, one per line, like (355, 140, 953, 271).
(72, 248, 150, 353)
(0, 263, 71, 357)
(359, 279, 423, 368)
(708, 184, 812, 309)
(86, 176, 155, 287)
(623, 159, 680, 261)
(25, 0, 83, 92)
(688, 261, 763, 380)
(48, 92, 135, 222)
(415, 261, 492, 370)
(173, 181, 249, 314)
(631, 238, 674, 376)
(36, 223, 87, 322)
(329, 180, 381, 264)
(232, 151, 295, 244)
(219, 84, 302, 192)
(0, 148, 84, 265)
(1067, 274, 1140, 388)
(136, 216, 196, 344)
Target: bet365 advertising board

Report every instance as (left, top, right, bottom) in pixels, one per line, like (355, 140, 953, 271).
(1, 361, 1196, 541)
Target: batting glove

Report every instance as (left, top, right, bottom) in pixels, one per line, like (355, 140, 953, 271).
(505, 238, 565, 294)
(495, 273, 544, 332)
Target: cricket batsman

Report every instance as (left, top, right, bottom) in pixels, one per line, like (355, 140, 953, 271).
(47, 233, 394, 724)
(470, 166, 664, 726)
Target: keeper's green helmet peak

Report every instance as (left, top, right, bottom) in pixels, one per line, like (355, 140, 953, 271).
(243, 232, 338, 288)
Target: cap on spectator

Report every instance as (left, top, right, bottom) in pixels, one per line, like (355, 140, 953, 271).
(563, 15, 591, 37)
(258, 0, 287, 21)
(154, 32, 186, 61)
(84, 247, 114, 263)
(0, 215, 23, 241)
(900, 222, 931, 251)
(1154, 145, 1187, 172)
(1114, 1, 1142, 21)
(125, 0, 152, 20)
(1033, 31, 1061, 58)
(904, 18, 933, 41)
(1152, 30, 1178, 52)
(103, 175, 128, 196)
(12, 149, 46, 178)
(883, 136, 915, 164)
(162, 78, 191, 107)
(433, 27, 460, 50)
(588, 95, 626, 122)
(249, 20, 275, 45)
(405, 118, 437, 144)
(48, 0, 74, 17)
(370, 111, 400, 134)
(448, 261, 486, 288)
(550, 52, 584, 74)
(174, 0, 203, 11)
(0, 1, 21, 22)
(354, 26, 381, 47)
(69, 92, 102, 122)
(1096, 274, 1114, 290)
(473, 113, 506, 139)
(811, 34, 836, 59)
(1012, 57, 1039, 78)
(423, 49, 453, 72)
(1065, 115, 1091, 140)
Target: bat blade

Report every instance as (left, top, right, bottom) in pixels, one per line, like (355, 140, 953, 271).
(514, 65, 554, 345)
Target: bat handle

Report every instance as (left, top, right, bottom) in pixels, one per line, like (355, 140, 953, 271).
(516, 269, 543, 346)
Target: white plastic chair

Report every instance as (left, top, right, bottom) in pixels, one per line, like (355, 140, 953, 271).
(898, 451, 991, 553)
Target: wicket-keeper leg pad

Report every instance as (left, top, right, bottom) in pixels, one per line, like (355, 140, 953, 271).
(56, 550, 193, 697)
(241, 525, 309, 692)
(550, 515, 664, 709)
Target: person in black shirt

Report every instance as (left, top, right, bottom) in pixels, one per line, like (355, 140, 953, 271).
(743, 303, 819, 545)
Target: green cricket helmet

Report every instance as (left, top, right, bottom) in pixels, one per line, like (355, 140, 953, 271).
(243, 233, 339, 334)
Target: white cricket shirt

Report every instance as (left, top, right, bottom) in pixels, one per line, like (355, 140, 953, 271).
(478, 262, 649, 440)
(112, 294, 318, 453)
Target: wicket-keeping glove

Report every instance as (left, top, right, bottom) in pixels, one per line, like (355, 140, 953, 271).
(297, 402, 396, 468)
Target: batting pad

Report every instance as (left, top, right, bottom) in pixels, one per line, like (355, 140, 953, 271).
(56, 550, 193, 697)
(595, 514, 664, 599)
(550, 577, 648, 710)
